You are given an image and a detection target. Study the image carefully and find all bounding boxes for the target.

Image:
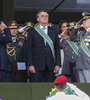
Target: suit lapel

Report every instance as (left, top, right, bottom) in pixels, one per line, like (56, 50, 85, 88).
(35, 28, 46, 46)
(48, 27, 52, 38)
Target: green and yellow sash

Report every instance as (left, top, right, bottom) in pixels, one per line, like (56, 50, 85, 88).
(66, 38, 78, 55)
(34, 26, 55, 61)
(80, 32, 90, 57)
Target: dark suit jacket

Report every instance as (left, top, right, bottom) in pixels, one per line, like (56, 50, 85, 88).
(0, 28, 12, 71)
(26, 27, 61, 71)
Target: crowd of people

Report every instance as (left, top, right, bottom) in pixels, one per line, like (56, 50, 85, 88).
(0, 10, 90, 83)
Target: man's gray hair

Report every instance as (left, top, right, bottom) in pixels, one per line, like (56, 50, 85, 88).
(36, 10, 49, 19)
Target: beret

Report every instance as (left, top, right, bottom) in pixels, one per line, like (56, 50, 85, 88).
(54, 75, 67, 85)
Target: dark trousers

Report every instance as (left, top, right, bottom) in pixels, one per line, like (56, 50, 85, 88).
(17, 70, 27, 82)
(69, 62, 77, 82)
(10, 62, 17, 82)
(10, 62, 27, 82)
(29, 67, 55, 82)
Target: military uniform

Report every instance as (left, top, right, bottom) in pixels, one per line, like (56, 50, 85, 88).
(47, 75, 90, 100)
(7, 36, 26, 62)
(76, 30, 90, 82)
(47, 82, 90, 100)
(59, 37, 78, 82)
(7, 20, 27, 82)
(0, 28, 12, 82)
(7, 36, 26, 82)
(70, 27, 90, 82)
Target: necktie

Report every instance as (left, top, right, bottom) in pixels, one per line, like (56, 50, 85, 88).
(42, 27, 46, 31)
(42, 27, 46, 45)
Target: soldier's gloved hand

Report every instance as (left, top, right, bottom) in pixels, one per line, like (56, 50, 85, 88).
(75, 19, 83, 29)
(0, 21, 7, 31)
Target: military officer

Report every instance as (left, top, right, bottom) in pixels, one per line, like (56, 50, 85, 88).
(46, 75, 90, 100)
(7, 20, 27, 82)
(58, 21, 78, 82)
(0, 21, 12, 82)
(70, 12, 90, 83)
(59, 37, 79, 82)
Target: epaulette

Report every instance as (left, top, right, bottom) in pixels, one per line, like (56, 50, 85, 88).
(19, 36, 25, 40)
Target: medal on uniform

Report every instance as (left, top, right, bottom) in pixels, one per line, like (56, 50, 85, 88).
(84, 39, 90, 42)
(18, 41, 23, 46)
(86, 42, 89, 46)
(88, 35, 90, 39)
(66, 47, 68, 51)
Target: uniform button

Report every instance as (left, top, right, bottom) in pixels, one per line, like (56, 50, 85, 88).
(72, 56, 73, 59)
(72, 52, 74, 54)
(66, 48, 68, 51)
(78, 55, 80, 57)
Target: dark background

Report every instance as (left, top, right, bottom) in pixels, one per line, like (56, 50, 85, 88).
(14, 0, 90, 24)
(1, 0, 90, 24)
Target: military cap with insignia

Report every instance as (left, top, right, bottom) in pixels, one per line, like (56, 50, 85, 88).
(7, 20, 18, 29)
(75, 12, 90, 27)
(54, 75, 67, 85)
(82, 12, 90, 20)
(24, 22, 34, 28)
(79, 12, 90, 23)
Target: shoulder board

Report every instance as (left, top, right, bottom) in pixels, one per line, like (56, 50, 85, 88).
(19, 36, 25, 40)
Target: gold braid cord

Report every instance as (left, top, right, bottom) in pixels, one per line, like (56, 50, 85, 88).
(6, 44, 16, 57)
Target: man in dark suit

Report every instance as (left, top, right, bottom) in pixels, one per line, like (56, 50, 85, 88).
(0, 21, 12, 82)
(26, 10, 61, 82)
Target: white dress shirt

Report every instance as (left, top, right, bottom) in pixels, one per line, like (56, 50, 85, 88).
(40, 25, 48, 35)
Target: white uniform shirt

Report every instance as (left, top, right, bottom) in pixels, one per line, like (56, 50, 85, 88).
(46, 92, 89, 100)
(67, 83, 90, 99)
